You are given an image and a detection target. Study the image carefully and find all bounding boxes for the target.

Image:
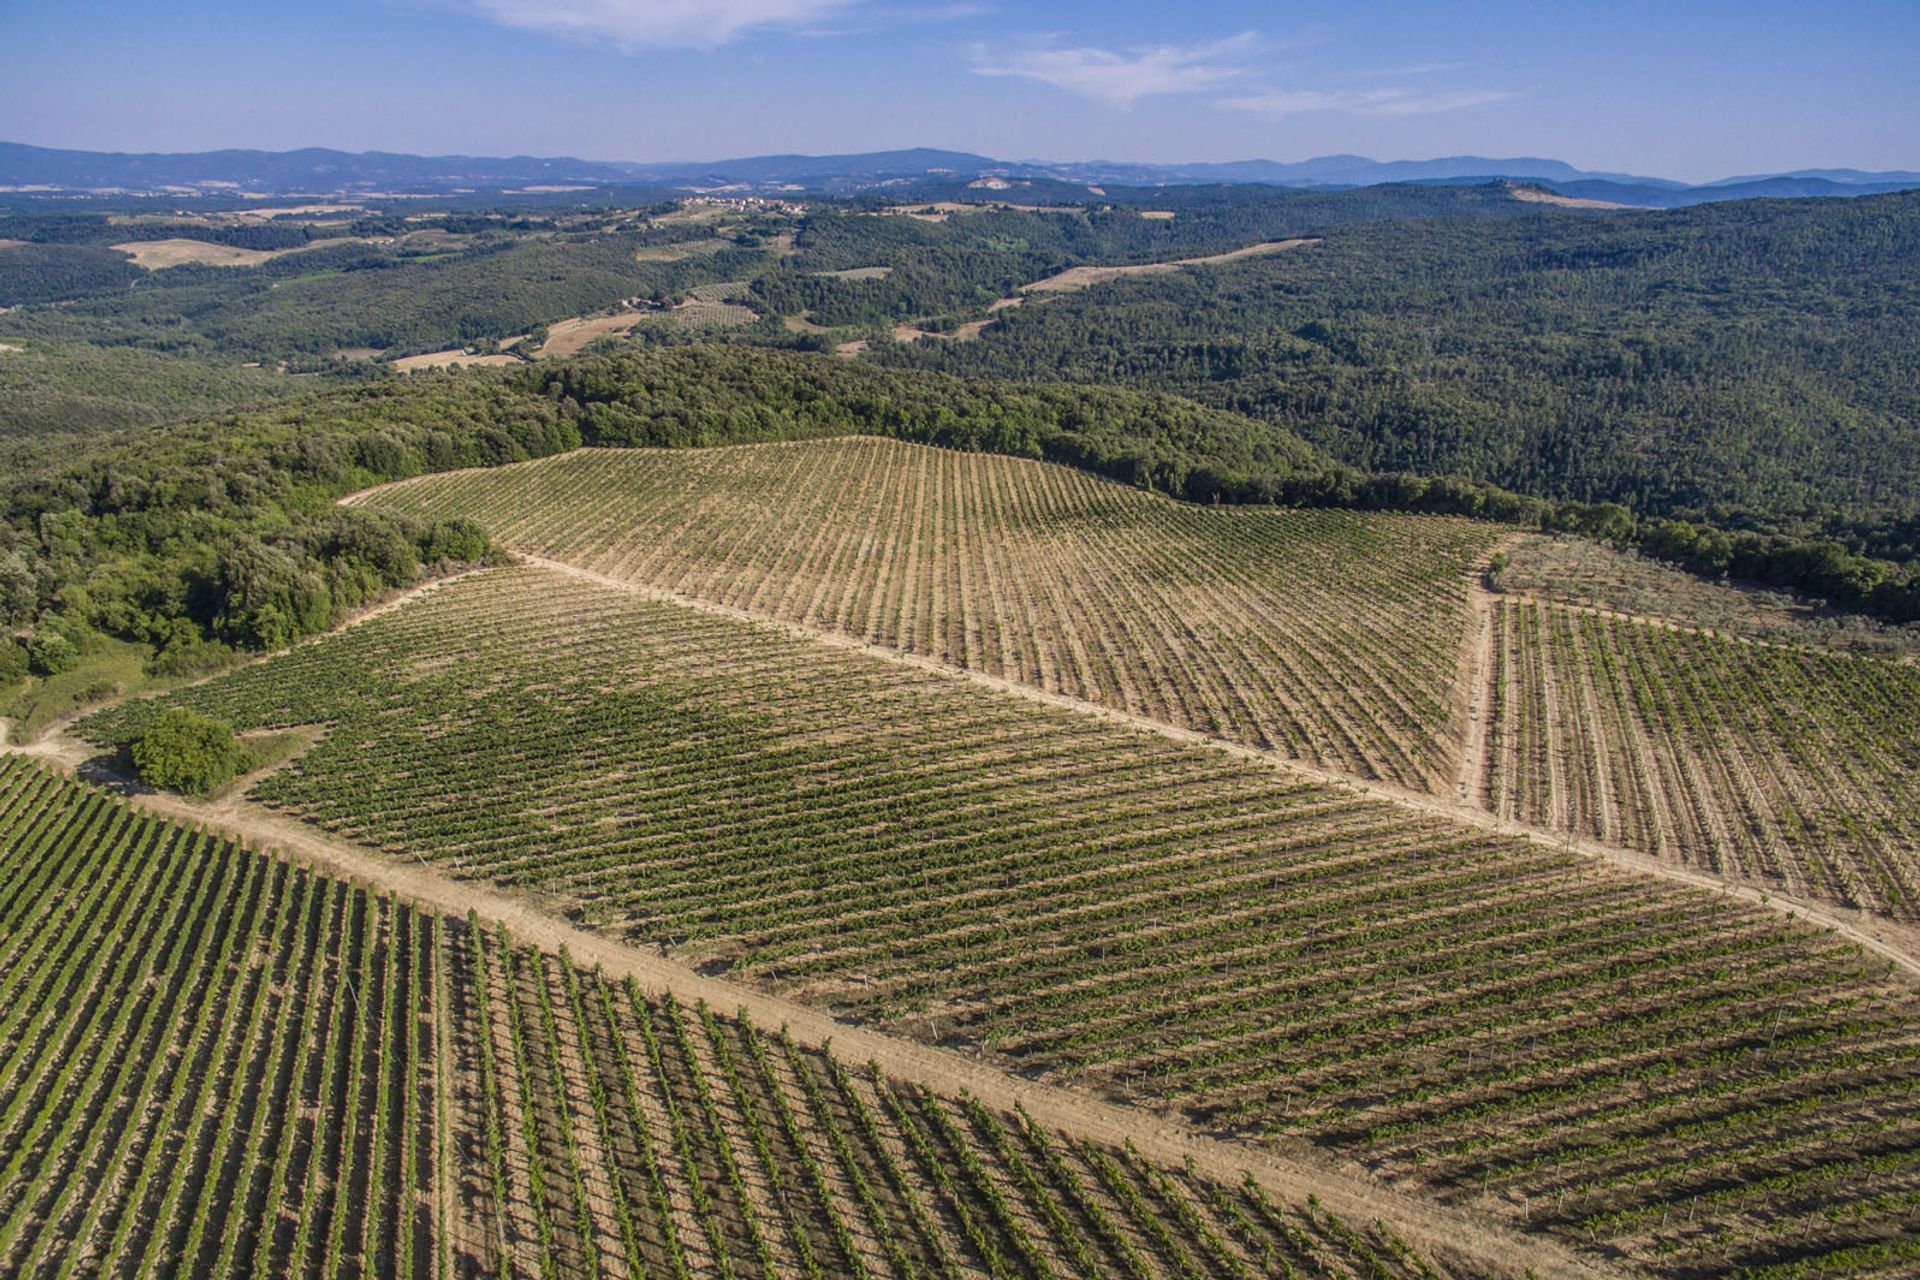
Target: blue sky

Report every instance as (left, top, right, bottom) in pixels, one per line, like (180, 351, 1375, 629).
(3, 0, 1916, 181)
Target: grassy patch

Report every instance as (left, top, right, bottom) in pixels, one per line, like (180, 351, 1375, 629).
(1, 636, 155, 743)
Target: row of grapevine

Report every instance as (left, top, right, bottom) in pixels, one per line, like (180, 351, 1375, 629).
(353, 437, 1496, 791)
(0, 753, 436, 1278)
(0, 755, 1454, 1279)
(1479, 598, 1920, 921)
(76, 565, 1920, 1276)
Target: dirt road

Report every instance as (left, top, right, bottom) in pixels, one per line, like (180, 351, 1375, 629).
(0, 728, 1621, 1280)
(518, 555, 1920, 983)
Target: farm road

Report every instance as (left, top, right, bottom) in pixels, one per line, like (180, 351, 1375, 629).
(0, 725, 1619, 1280)
(518, 554, 1920, 983)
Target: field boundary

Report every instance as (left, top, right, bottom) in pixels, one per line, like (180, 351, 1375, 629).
(514, 553, 1920, 981)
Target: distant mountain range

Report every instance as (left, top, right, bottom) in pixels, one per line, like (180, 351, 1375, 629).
(3, 140, 1916, 207)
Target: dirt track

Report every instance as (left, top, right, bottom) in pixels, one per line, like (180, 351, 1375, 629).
(16, 543, 1918, 1278)
(0, 725, 1620, 1280)
(517, 555, 1920, 982)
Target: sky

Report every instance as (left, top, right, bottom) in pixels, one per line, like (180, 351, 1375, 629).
(2, 0, 1917, 182)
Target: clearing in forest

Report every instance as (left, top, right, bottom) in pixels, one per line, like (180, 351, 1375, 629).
(390, 348, 523, 372)
(79, 563, 1920, 1278)
(1021, 238, 1318, 294)
(535, 312, 647, 358)
(0, 755, 1462, 1280)
(355, 437, 1491, 792)
(110, 238, 294, 268)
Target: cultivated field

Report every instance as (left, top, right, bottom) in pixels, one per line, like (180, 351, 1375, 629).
(80, 565, 1920, 1276)
(356, 439, 1492, 791)
(668, 302, 759, 328)
(1476, 597, 1920, 920)
(0, 754, 1454, 1279)
(391, 348, 524, 372)
(536, 312, 646, 358)
(110, 238, 287, 268)
(1021, 239, 1317, 295)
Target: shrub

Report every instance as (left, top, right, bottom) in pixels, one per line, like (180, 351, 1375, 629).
(26, 627, 80, 676)
(130, 707, 244, 795)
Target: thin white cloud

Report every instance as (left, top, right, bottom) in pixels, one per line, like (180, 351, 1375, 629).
(968, 32, 1259, 108)
(449, 0, 859, 50)
(1342, 60, 1474, 78)
(1219, 86, 1515, 118)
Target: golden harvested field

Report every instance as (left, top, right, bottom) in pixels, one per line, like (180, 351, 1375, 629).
(534, 312, 645, 358)
(356, 438, 1495, 791)
(1508, 185, 1638, 210)
(1022, 238, 1319, 294)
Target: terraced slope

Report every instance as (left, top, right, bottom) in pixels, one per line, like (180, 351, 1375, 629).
(0, 756, 1440, 1279)
(353, 438, 1495, 792)
(81, 565, 1920, 1277)
(1479, 598, 1920, 921)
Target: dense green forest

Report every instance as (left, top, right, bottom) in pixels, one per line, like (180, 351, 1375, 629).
(0, 233, 765, 357)
(863, 191, 1920, 546)
(751, 183, 1546, 328)
(0, 340, 374, 439)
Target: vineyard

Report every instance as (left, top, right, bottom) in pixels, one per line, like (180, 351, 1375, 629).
(1477, 598, 1920, 921)
(351, 438, 1495, 792)
(79, 564, 1920, 1276)
(0, 752, 1461, 1279)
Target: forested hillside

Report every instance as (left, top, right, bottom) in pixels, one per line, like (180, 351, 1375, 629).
(870, 191, 1920, 548)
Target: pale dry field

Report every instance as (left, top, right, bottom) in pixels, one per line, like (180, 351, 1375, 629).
(390, 348, 523, 372)
(111, 238, 285, 268)
(1509, 186, 1638, 210)
(1022, 238, 1318, 294)
(534, 312, 645, 357)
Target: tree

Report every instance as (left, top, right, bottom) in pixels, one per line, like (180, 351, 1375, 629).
(26, 626, 81, 676)
(0, 637, 25, 686)
(130, 707, 244, 795)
